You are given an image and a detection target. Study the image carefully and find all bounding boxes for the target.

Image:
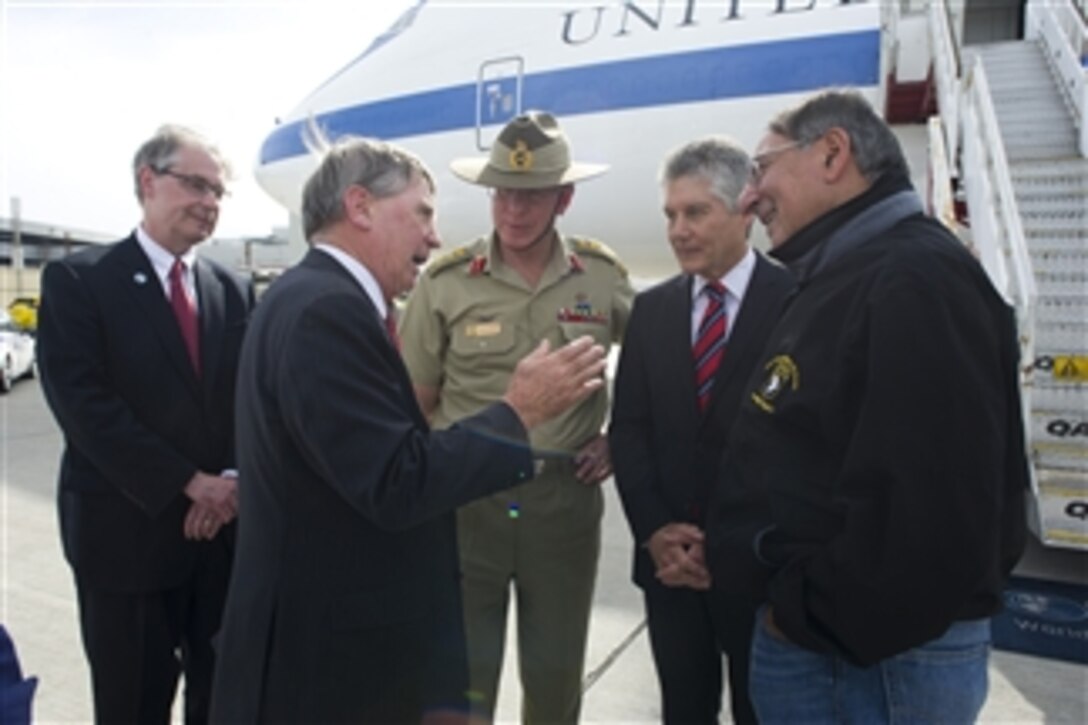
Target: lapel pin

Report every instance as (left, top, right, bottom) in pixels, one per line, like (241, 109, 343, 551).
(133, 272, 148, 285)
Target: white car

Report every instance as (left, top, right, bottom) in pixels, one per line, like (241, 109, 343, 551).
(0, 310, 36, 393)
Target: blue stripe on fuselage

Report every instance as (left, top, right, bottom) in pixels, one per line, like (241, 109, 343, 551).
(260, 28, 879, 165)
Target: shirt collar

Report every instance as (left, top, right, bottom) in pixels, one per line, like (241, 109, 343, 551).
(691, 246, 756, 303)
(483, 230, 574, 286)
(135, 225, 198, 285)
(312, 242, 388, 320)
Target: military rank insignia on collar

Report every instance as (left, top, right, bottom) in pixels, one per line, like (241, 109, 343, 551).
(468, 255, 488, 276)
(751, 354, 800, 413)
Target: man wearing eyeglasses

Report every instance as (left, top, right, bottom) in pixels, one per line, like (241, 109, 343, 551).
(706, 90, 1028, 723)
(37, 125, 254, 724)
(399, 110, 634, 722)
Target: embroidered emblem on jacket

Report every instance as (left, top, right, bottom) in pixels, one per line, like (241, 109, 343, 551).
(751, 354, 800, 413)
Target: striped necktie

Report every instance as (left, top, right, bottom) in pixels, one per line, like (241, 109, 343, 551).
(169, 258, 200, 376)
(384, 309, 401, 351)
(693, 281, 727, 412)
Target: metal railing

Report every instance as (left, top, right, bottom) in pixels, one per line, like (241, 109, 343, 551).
(928, 0, 961, 169)
(1028, 0, 1088, 154)
(960, 58, 1037, 361)
(926, 116, 959, 234)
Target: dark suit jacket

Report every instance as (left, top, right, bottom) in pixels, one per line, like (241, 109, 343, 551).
(37, 234, 254, 591)
(209, 249, 536, 723)
(610, 253, 793, 588)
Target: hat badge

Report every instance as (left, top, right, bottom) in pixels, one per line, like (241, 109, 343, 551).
(509, 140, 534, 172)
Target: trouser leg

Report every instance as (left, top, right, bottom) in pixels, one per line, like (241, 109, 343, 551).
(179, 539, 231, 725)
(516, 472, 602, 725)
(457, 499, 515, 719)
(643, 584, 722, 724)
(76, 583, 181, 725)
(750, 606, 991, 725)
(707, 589, 757, 725)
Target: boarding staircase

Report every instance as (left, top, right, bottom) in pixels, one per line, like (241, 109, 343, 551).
(980, 42, 1088, 551)
(926, 0, 1088, 550)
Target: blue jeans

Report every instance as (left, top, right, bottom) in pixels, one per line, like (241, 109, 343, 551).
(749, 607, 991, 724)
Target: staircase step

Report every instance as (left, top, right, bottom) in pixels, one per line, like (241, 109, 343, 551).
(1029, 441, 1088, 473)
(1030, 412, 1088, 459)
(980, 62, 1052, 77)
(1032, 273, 1088, 297)
(1022, 210, 1087, 228)
(1029, 411, 1088, 460)
(1026, 237, 1088, 256)
(994, 101, 1074, 119)
(1016, 183, 1088, 197)
(1001, 121, 1078, 136)
(997, 110, 1075, 125)
(1011, 158, 1088, 174)
(1002, 136, 1079, 152)
(1004, 128, 1078, 140)
(1019, 199, 1088, 218)
(1006, 146, 1082, 162)
(1027, 236, 1088, 253)
(988, 78, 1059, 91)
(1018, 191, 1088, 206)
(1035, 297, 1088, 325)
(977, 50, 1049, 65)
(1026, 222, 1088, 238)
(1032, 385, 1088, 421)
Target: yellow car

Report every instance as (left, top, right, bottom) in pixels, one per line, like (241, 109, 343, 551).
(7, 295, 39, 332)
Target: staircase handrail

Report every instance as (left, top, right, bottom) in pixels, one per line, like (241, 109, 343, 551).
(878, 0, 901, 117)
(928, 0, 962, 167)
(962, 59, 1037, 350)
(926, 115, 958, 233)
(1028, 0, 1088, 154)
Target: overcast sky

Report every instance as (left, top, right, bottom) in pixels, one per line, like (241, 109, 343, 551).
(1, 0, 413, 239)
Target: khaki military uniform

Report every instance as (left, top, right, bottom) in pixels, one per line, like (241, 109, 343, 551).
(400, 231, 633, 722)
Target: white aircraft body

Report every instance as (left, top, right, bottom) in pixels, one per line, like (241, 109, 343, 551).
(251, 0, 1088, 603)
(254, 0, 885, 275)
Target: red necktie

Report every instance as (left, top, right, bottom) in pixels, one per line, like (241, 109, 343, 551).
(169, 259, 201, 375)
(693, 281, 727, 412)
(384, 309, 400, 351)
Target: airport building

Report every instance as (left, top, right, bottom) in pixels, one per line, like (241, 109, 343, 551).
(1, 214, 294, 308)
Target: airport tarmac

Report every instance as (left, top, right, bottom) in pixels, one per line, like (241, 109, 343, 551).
(2, 379, 1086, 723)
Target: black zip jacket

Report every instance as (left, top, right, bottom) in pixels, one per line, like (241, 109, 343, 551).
(706, 173, 1028, 666)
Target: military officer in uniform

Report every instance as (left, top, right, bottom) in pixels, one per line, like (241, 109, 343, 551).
(399, 110, 634, 723)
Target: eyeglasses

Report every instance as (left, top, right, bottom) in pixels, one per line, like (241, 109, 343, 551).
(489, 187, 560, 206)
(154, 167, 228, 201)
(749, 141, 804, 182)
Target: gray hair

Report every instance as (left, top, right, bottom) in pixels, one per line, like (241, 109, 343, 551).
(769, 89, 909, 182)
(660, 136, 751, 210)
(302, 122, 434, 240)
(132, 124, 230, 201)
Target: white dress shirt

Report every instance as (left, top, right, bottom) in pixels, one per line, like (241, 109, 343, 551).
(689, 246, 756, 344)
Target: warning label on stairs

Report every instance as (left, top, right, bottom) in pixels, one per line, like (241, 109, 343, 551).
(1053, 356, 1088, 382)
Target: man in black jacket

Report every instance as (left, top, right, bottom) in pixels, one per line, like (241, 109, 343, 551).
(706, 90, 1027, 723)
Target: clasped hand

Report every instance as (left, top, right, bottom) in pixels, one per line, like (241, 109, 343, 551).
(182, 471, 238, 541)
(647, 522, 711, 590)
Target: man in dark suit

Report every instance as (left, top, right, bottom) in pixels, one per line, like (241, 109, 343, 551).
(610, 137, 793, 724)
(209, 134, 607, 723)
(36, 125, 254, 724)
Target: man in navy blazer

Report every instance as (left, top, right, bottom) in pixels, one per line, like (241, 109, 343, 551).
(37, 125, 254, 723)
(610, 138, 793, 724)
(209, 134, 607, 723)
